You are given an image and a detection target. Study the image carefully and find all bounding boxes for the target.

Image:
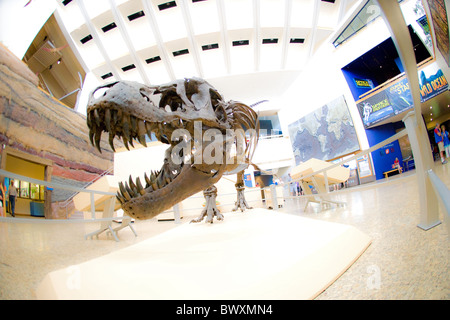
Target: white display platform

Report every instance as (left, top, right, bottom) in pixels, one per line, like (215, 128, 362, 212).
(36, 209, 371, 300)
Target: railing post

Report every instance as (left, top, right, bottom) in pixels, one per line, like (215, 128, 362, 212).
(90, 192, 96, 220)
(270, 184, 278, 210)
(173, 204, 181, 224)
(323, 171, 329, 193)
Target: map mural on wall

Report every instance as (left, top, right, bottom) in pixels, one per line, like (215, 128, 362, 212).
(288, 95, 360, 165)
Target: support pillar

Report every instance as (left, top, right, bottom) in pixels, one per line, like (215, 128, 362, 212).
(403, 112, 441, 230)
(376, 0, 441, 230)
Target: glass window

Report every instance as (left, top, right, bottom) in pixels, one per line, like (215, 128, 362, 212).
(333, 0, 404, 48)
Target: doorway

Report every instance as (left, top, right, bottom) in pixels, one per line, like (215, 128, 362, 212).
(1, 147, 53, 218)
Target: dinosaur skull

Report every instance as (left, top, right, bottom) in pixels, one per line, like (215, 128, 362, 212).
(86, 78, 241, 220)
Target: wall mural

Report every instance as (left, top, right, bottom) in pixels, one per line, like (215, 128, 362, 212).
(427, 0, 450, 66)
(288, 95, 360, 165)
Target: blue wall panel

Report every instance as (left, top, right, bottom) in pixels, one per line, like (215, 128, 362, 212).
(365, 123, 404, 180)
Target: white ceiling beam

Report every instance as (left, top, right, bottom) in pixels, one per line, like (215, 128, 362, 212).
(177, 0, 204, 78)
(281, 0, 293, 69)
(109, 0, 150, 85)
(337, 0, 349, 24)
(77, 0, 121, 81)
(216, 0, 231, 75)
(253, 0, 261, 72)
(141, 0, 176, 81)
(307, 0, 321, 60)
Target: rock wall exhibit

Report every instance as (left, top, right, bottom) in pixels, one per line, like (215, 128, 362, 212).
(0, 44, 118, 218)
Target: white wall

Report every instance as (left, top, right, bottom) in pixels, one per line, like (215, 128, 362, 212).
(277, 11, 398, 152)
(0, 0, 56, 59)
(114, 143, 169, 182)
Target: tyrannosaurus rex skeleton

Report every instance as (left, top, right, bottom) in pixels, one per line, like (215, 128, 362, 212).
(87, 78, 259, 223)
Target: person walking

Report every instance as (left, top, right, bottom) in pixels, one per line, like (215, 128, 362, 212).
(434, 123, 447, 164)
(441, 124, 450, 159)
(7, 180, 17, 217)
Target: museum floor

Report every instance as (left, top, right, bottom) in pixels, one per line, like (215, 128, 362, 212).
(0, 163, 449, 300)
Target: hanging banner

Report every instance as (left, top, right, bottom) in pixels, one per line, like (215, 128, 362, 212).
(418, 64, 448, 101)
(357, 62, 448, 128)
(357, 90, 398, 128)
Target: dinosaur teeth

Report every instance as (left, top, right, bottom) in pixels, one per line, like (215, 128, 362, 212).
(116, 163, 183, 205)
(88, 106, 189, 152)
(104, 108, 111, 132)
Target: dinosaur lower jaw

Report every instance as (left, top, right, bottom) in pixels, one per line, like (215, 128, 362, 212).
(86, 103, 225, 219)
(118, 163, 223, 220)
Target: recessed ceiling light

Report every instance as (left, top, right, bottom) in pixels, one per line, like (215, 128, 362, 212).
(101, 72, 113, 80)
(80, 34, 93, 44)
(172, 49, 189, 57)
(232, 40, 249, 46)
(202, 43, 219, 51)
(262, 38, 278, 44)
(158, 1, 177, 11)
(290, 38, 305, 43)
(121, 64, 136, 72)
(101, 22, 117, 33)
(128, 11, 145, 22)
(146, 56, 161, 64)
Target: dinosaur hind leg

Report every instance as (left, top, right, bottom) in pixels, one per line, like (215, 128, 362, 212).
(190, 185, 223, 223)
(232, 170, 253, 212)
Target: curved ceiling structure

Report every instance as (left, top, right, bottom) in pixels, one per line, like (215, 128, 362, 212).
(56, 0, 359, 87)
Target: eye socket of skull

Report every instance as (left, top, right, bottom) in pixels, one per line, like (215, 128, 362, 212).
(159, 90, 183, 112)
(91, 81, 119, 100)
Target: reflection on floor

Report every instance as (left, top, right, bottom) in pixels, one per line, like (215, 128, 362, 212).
(0, 163, 449, 300)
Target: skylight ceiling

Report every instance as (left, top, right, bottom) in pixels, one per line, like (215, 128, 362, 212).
(56, 0, 359, 86)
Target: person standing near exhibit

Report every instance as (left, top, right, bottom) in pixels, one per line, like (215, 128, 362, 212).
(7, 180, 17, 217)
(0, 182, 5, 217)
(441, 124, 450, 159)
(434, 123, 447, 165)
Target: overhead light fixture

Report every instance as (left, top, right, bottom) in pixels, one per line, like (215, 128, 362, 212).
(232, 40, 249, 46)
(172, 49, 189, 57)
(146, 56, 161, 64)
(202, 43, 219, 51)
(102, 22, 117, 33)
(128, 11, 145, 22)
(80, 34, 93, 44)
(158, 1, 177, 11)
(262, 38, 278, 44)
(101, 72, 113, 80)
(122, 64, 136, 72)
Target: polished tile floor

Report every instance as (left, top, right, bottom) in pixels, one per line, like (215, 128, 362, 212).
(0, 163, 449, 300)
